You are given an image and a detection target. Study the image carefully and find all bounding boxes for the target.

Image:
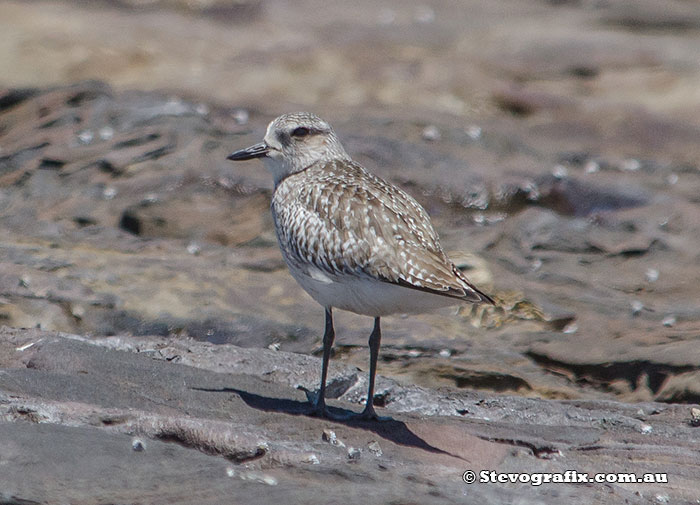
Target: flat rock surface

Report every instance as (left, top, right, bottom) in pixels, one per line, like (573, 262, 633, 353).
(1, 0, 700, 503)
(2, 327, 698, 505)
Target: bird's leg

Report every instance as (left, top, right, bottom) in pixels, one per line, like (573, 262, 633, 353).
(318, 307, 336, 408)
(304, 311, 385, 421)
(309, 307, 335, 412)
(305, 307, 354, 420)
(357, 317, 388, 421)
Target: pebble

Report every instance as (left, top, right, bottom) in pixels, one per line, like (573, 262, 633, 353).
(562, 323, 578, 334)
(71, 304, 86, 319)
(322, 429, 345, 447)
(77, 130, 94, 145)
(238, 471, 278, 486)
(645, 268, 659, 283)
(421, 125, 441, 141)
(584, 160, 600, 173)
(302, 453, 320, 465)
(552, 164, 568, 179)
(367, 440, 382, 457)
(142, 193, 159, 204)
(131, 438, 146, 452)
(690, 407, 700, 427)
(98, 126, 114, 140)
(661, 315, 676, 328)
(630, 300, 644, 316)
(347, 447, 361, 461)
(186, 242, 201, 255)
(621, 158, 641, 171)
(523, 180, 540, 201)
(15, 341, 37, 352)
(465, 125, 482, 140)
(102, 187, 118, 200)
(163, 97, 189, 116)
(473, 212, 506, 226)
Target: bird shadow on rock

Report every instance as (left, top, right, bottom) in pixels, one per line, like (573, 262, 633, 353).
(192, 386, 461, 460)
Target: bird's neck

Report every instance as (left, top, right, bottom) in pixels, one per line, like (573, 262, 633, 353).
(263, 157, 294, 188)
(265, 152, 351, 189)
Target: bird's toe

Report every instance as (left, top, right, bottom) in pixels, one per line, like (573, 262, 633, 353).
(355, 406, 391, 422)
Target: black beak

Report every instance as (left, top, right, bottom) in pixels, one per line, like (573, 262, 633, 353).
(227, 142, 269, 161)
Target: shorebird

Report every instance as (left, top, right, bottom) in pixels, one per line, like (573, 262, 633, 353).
(228, 112, 494, 420)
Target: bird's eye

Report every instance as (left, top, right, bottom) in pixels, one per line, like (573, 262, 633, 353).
(291, 127, 311, 138)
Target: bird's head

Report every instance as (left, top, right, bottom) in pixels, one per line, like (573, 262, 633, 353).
(227, 112, 349, 185)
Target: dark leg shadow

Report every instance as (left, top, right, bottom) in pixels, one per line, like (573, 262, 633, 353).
(192, 386, 461, 459)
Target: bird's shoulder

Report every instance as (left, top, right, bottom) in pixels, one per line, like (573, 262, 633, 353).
(274, 159, 440, 247)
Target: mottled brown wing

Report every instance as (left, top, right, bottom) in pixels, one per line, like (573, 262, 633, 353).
(359, 168, 493, 304)
(274, 160, 492, 304)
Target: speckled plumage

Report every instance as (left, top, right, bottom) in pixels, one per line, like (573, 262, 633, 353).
(228, 112, 493, 420)
(271, 157, 492, 315)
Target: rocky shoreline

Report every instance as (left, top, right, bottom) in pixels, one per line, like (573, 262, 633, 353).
(2, 0, 700, 502)
(2, 327, 698, 504)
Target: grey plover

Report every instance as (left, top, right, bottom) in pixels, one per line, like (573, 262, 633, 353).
(228, 112, 494, 420)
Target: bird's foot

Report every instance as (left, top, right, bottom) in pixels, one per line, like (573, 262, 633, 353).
(299, 387, 390, 421)
(354, 405, 391, 422)
(310, 403, 389, 421)
(300, 388, 354, 421)
(312, 404, 354, 421)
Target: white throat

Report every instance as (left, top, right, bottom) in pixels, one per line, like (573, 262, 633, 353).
(263, 155, 295, 188)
